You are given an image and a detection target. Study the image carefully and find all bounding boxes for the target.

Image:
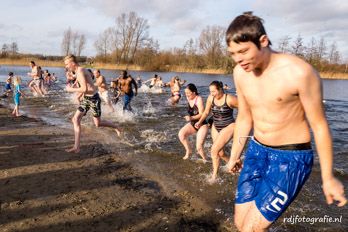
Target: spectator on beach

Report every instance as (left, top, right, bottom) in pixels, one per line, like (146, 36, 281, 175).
(12, 76, 25, 117)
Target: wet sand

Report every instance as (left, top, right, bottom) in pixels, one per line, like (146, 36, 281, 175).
(0, 104, 235, 232)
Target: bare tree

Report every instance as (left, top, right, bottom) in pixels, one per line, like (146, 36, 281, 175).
(199, 25, 225, 67)
(277, 35, 291, 53)
(291, 34, 305, 57)
(94, 28, 114, 59)
(61, 28, 72, 56)
(77, 34, 86, 57)
(305, 37, 317, 64)
(316, 37, 327, 62)
(115, 12, 150, 63)
(328, 42, 340, 64)
(10, 42, 18, 55)
(71, 31, 79, 55)
(1, 44, 9, 56)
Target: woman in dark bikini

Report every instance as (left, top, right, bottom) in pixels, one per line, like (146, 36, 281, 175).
(195, 81, 238, 183)
(178, 84, 209, 161)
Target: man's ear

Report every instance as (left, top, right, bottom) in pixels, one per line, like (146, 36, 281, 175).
(259, 35, 269, 48)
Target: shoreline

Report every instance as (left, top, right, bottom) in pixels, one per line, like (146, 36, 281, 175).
(1, 58, 347, 79)
(0, 103, 233, 231)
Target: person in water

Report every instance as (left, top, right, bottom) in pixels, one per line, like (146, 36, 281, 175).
(195, 81, 238, 183)
(109, 81, 121, 105)
(225, 12, 346, 231)
(115, 70, 138, 111)
(166, 76, 186, 105)
(143, 74, 158, 88)
(28, 61, 45, 97)
(12, 76, 25, 117)
(64, 54, 122, 153)
(94, 69, 115, 112)
(178, 83, 209, 161)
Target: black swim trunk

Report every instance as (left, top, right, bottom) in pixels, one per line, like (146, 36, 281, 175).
(78, 93, 101, 117)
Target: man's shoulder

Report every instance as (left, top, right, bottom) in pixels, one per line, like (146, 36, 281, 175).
(277, 54, 316, 80)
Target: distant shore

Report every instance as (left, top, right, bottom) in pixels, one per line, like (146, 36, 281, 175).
(1, 58, 347, 79)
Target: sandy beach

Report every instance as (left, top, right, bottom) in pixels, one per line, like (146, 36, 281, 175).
(0, 104, 235, 232)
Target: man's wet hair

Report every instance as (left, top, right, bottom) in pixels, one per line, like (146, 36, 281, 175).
(226, 11, 272, 49)
(64, 54, 78, 63)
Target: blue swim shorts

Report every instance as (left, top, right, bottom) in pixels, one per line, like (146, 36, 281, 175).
(235, 138, 313, 222)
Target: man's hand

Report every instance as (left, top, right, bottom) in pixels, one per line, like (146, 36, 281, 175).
(322, 177, 347, 207)
(226, 158, 243, 174)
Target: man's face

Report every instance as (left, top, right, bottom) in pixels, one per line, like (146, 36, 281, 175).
(227, 41, 262, 72)
(93, 71, 100, 78)
(64, 59, 74, 71)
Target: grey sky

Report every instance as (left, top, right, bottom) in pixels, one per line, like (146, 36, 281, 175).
(0, 0, 347, 61)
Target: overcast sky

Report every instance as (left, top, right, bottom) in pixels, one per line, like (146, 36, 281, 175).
(1, 0, 347, 61)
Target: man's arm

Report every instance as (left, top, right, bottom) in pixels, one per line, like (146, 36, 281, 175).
(227, 69, 253, 173)
(131, 78, 138, 95)
(66, 68, 87, 93)
(299, 66, 346, 206)
(94, 76, 102, 87)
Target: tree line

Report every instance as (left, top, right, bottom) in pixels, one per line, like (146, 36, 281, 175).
(90, 11, 347, 73)
(1, 11, 346, 74)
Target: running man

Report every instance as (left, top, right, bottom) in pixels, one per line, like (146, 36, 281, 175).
(225, 12, 346, 231)
(116, 70, 138, 111)
(94, 69, 115, 112)
(64, 55, 121, 153)
(28, 61, 44, 96)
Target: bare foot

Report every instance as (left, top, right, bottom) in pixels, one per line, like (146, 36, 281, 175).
(65, 147, 80, 153)
(182, 153, 191, 160)
(207, 174, 217, 185)
(114, 128, 123, 137)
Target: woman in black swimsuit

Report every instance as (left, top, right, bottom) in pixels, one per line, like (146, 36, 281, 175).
(195, 81, 238, 183)
(178, 83, 208, 161)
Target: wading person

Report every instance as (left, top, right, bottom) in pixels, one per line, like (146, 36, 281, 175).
(195, 81, 238, 183)
(178, 83, 209, 161)
(64, 55, 121, 153)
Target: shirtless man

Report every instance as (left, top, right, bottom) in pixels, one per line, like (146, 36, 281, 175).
(225, 12, 346, 231)
(94, 69, 114, 112)
(143, 74, 158, 88)
(28, 61, 44, 96)
(116, 70, 137, 111)
(64, 55, 121, 153)
(166, 76, 186, 105)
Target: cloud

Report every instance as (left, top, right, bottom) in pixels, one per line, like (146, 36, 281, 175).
(252, 0, 348, 59)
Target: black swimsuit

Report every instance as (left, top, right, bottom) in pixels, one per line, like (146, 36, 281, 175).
(188, 97, 207, 130)
(211, 94, 235, 132)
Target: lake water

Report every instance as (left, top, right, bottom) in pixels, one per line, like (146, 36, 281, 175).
(0, 65, 347, 231)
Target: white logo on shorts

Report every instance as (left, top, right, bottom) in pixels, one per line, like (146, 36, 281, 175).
(266, 190, 288, 213)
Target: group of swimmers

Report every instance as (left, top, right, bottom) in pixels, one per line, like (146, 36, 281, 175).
(27, 61, 57, 97)
(3, 12, 346, 231)
(63, 12, 346, 231)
